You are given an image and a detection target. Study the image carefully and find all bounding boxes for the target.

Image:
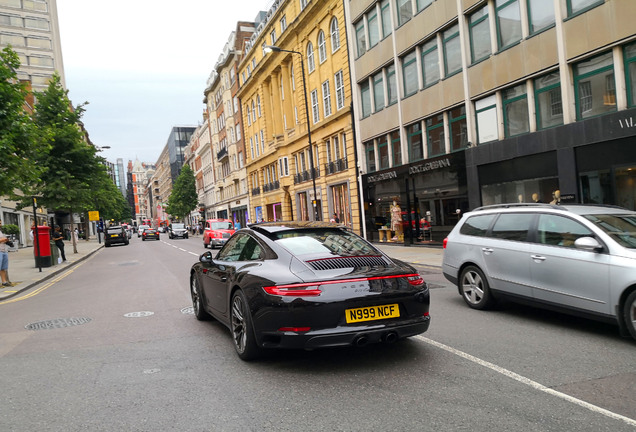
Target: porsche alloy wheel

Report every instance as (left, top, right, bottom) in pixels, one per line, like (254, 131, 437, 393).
(230, 290, 259, 361)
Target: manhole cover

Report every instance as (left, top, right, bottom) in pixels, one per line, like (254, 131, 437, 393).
(124, 311, 154, 318)
(181, 307, 194, 315)
(25, 317, 92, 331)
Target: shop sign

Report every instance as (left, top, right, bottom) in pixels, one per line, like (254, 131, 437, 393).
(409, 158, 451, 175)
(367, 171, 398, 183)
(618, 116, 635, 129)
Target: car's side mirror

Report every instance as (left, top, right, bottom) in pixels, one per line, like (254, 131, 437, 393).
(200, 251, 213, 263)
(574, 236, 603, 252)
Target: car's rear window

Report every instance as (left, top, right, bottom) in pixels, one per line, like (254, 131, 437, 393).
(584, 213, 636, 248)
(172, 224, 185, 229)
(459, 214, 496, 237)
(273, 229, 378, 256)
(490, 214, 534, 241)
(107, 227, 122, 234)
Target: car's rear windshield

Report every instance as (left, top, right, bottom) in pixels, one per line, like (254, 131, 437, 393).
(107, 227, 122, 233)
(172, 223, 185, 229)
(210, 222, 233, 230)
(583, 214, 636, 248)
(272, 229, 378, 256)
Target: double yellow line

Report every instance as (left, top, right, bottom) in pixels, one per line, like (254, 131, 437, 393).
(0, 262, 83, 305)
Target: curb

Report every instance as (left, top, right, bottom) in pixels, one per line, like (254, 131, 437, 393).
(1, 245, 104, 301)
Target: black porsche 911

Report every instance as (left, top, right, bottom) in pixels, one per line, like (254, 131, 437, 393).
(189, 221, 430, 360)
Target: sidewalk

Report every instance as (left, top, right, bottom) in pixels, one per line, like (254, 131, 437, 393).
(0, 238, 103, 301)
(0, 237, 443, 301)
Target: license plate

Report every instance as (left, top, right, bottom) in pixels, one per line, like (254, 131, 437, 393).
(345, 304, 400, 323)
(110, 234, 118, 237)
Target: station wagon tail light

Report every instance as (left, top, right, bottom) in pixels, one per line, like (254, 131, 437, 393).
(443, 237, 448, 249)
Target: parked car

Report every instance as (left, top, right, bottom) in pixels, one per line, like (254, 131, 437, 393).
(203, 219, 235, 249)
(442, 203, 636, 341)
(137, 224, 150, 238)
(121, 223, 132, 239)
(190, 221, 431, 360)
(142, 228, 160, 241)
(104, 225, 129, 247)
(168, 223, 188, 239)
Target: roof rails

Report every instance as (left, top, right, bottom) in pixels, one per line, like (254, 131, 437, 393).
(472, 203, 561, 212)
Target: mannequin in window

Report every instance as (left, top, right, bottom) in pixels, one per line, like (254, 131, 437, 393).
(390, 200, 402, 240)
(532, 193, 542, 203)
(550, 190, 561, 205)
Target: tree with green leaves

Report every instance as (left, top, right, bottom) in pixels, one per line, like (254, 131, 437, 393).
(166, 165, 198, 222)
(32, 73, 101, 253)
(0, 46, 48, 197)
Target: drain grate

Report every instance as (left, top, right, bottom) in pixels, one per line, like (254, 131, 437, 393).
(25, 317, 92, 331)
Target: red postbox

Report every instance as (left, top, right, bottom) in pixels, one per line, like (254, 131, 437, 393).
(33, 225, 52, 268)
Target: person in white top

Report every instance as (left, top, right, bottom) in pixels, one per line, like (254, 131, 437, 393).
(0, 220, 11, 286)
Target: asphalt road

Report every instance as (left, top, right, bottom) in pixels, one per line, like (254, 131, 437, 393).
(0, 235, 634, 431)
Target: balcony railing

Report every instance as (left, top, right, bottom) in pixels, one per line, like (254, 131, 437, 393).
(293, 167, 320, 185)
(217, 147, 228, 161)
(262, 181, 280, 193)
(325, 157, 348, 175)
(251, 187, 260, 196)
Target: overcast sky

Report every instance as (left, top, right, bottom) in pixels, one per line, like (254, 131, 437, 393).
(56, 0, 271, 165)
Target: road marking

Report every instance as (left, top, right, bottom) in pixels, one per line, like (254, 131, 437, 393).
(415, 336, 636, 427)
(0, 266, 78, 305)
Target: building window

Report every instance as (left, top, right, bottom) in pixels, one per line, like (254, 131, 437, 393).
(260, 130, 265, 154)
(368, 8, 380, 48)
(387, 63, 398, 105)
(250, 137, 255, 159)
(335, 70, 345, 110)
(407, 122, 423, 162)
(373, 71, 384, 112)
(279, 157, 289, 177)
(291, 65, 295, 91)
(307, 42, 315, 72)
(365, 141, 376, 172)
(449, 106, 468, 151)
(280, 15, 287, 33)
(246, 106, 251, 126)
(330, 18, 340, 52)
(355, 20, 366, 57)
(270, 30, 277, 45)
(574, 52, 616, 120)
(257, 95, 262, 117)
(251, 101, 256, 122)
(567, 0, 603, 17)
(496, 0, 522, 50)
(318, 31, 327, 63)
(625, 42, 636, 107)
(534, 72, 563, 129)
(396, 0, 412, 26)
(426, 114, 445, 157)
(417, 0, 433, 12)
(443, 24, 461, 76)
(380, 0, 392, 38)
(476, 95, 498, 144)
(469, 6, 490, 64)
(402, 50, 418, 97)
(378, 135, 389, 170)
(390, 131, 401, 166)
(421, 38, 439, 88)
(503, 84, 529, 137)
(322, 80, 332, 117)
(360, 81, 371, 118)
(300, 0, 308, 10)
(311, 89, 320, 123)
(527, 0, 555, 34)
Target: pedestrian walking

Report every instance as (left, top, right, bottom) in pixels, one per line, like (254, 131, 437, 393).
(0, 220, 12, 286)
(52, 225, 67, 262)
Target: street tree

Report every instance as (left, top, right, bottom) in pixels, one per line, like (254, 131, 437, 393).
(0, 46, 48, 197)
(32, 73, 101, 253)
(166, 164, 198, 222)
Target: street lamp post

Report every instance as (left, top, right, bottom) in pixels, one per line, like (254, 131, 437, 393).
(264, 45, 320, 221)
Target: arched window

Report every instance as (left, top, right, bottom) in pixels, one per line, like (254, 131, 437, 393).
(307, 41, 315, 73)
(246, 106, 251, 126)
(330, 17, 341, 52)
(251, 101, 256, 122)
(290, 64, 295, 91)
(318, 31, 327, 63)
(257, 95, 262, 117)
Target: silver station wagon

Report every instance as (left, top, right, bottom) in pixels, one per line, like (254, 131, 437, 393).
(442, 204, 636, 341)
